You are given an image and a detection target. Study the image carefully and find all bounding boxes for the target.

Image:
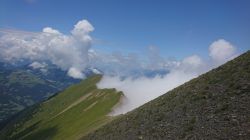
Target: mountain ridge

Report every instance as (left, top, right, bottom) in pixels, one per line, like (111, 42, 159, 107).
(0, 75, 123, 140)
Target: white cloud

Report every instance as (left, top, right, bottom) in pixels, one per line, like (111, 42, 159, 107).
(180, 55, 207, 74)
(29, 61, 47, 69)
(67, 67, 85, 79)
(43, 27, 61, 35)
(0, 19, 94, 78)
(29, 61, 48, 73)
(182, 55, 202, 67)
(209, 39, 237, 64)
(71, 20, 94, 43)
(92, 68, 101, 74)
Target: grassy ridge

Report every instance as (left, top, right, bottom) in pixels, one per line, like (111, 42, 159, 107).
(84, 51, 250, 140)
(0, 75, 122, 140)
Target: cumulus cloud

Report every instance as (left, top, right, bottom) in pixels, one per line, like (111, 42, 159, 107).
(0, 19, 94, 78)
(71, 20, 94, 43)
(67, 67, 85, 79)
(209, 39, 237, 64)
(97, 39, 239, 115)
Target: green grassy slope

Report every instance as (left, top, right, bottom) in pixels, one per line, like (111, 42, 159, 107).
(83, 51, 250, 140)
(0, 75, 122, 140)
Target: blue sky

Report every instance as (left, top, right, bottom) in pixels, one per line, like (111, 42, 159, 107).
(0, 0, 249, 60)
